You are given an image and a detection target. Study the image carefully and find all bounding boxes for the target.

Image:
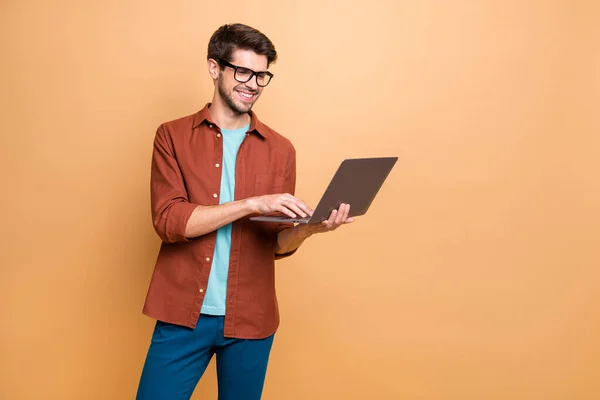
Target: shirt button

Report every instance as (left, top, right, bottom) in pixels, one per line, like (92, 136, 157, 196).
(215, 163, 220, 168)
(205, 257, 211, 262)
(213, 193, 218, 198)
(199, 288, 204, 293)
(216, 133, 221, 138)
(209, 124, 213, 128)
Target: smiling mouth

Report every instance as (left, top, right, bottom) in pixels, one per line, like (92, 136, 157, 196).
(236, 89, 256, 102)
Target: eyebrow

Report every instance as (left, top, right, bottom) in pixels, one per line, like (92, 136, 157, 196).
(238, 65, 269, 74)
(225, 60, 269, 74)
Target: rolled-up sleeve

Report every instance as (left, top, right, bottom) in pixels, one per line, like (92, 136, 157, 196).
(275, 145, 299, 260)
(150, 125, 198, 243)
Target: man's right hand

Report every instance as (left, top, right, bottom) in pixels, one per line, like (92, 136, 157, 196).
(246, 193, 314, 219)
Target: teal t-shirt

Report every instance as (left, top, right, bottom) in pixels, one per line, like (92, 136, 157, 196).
(200, 124, 249, 315)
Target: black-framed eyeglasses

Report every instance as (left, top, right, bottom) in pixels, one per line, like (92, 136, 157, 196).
(217, 59, 274, 87)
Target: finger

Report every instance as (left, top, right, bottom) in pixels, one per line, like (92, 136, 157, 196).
(283, 201, 308, 218)
(295, 199, 314, 216)
(326, 209, 337, 228)
(334, 204, 346, 225)
(277, 204, 297, 218)
(285, 194, 314, 216)
(275, 196, 304, 218)
(293, 199, 313, 218)
(341, 204, 351, 222)
(328, 209, 337, 221)
(345, 217, 356, 224)
(333, 203, 348, 228)
(279, 198, 311, 218)
(299, 202, 314, 216)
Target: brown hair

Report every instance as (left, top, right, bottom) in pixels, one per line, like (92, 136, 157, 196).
(207, 23, 278, 66)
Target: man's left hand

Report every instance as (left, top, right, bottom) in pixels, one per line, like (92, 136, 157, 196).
(276, 204, 355, 255)
(300, 203, 355, 236)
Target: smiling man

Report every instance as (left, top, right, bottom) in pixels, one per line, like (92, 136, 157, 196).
(135, 24, 353, 400)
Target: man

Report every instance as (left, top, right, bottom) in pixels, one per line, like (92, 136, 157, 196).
(136, 23, 353, 400)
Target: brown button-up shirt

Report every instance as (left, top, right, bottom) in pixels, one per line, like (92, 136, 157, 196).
(142, 103, 297, 339)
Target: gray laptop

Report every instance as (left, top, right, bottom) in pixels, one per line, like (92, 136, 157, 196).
(250, 157, 398, 224)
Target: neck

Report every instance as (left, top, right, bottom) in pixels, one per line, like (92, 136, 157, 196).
(208, 96, 251, 130)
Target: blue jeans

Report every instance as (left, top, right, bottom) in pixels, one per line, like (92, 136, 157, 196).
(136, 314, 275, 400)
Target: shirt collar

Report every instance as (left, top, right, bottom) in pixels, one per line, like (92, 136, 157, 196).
(192, 103, 267, 139)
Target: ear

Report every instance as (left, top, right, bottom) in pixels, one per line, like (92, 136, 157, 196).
(207, 58, 220, 80)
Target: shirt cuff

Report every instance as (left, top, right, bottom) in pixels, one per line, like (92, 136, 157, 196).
(165, 201, 199, 243)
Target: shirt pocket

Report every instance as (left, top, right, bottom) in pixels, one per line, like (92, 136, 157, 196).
(254, 173, 286, 196)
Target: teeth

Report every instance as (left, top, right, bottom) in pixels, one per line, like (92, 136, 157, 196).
(238, 91, 253, 98)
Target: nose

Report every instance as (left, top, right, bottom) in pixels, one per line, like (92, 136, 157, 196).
(245, 74, 259, 91)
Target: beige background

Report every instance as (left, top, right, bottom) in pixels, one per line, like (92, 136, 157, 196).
(1, 1, 599, 399)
